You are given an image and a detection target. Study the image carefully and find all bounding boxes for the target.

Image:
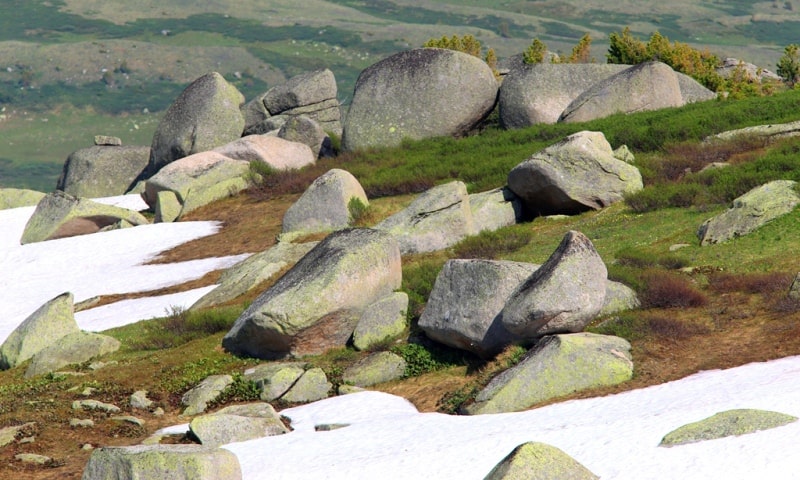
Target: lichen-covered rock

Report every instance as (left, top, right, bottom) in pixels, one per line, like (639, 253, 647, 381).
(597, 280, 641, 318)
(281, 169, 368, 236)
(0, 292, 78, 370)
(154, 190, 181, 223)
(375, 181, 475, 254)
(278, 115, 332, 158)
(716, 57, 781, 83)
(342, 48, 498, 151)
(24, 331, 121, 378)
(244, 362, 307, 402)
(222, 228, 402, 359)
(189, 403, 287, 447)
(507, 131, 643, 215)
(0, 188, 46, 210)
(698, 180, 800, 245)
(660, 409, 798, 447)
(790, 273, 800, 301)
(280, 367, 331, 403)
(212, 135, 316, 170)
(465, 333, 633, 414)
(0, 423, 36, 448)
(559, 62, 684, 123)
(469, 187, 523, 233)
(499, 63, 629, 128)
(704, 120, 800, 143)
(352, 292, 409, 351)
(147, 72, 244, 177)
(419, 259, 537, 358)
(484, 442, 599, 480)
(676, 72, 717, 104)
(130, 391, 154, 410)
(191, 242, 317, 310)
(20, 191, 149, 244)
(81, 444, 242, 480)
(501, 231, 607, 341)
(73, 399, 121, 413)
(181, 375, 234, 416)
(57, 145, 150, 198)
(342, 352, 406, 387)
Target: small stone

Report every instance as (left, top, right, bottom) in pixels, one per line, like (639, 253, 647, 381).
(82, 387, 98, 397)
(70, 418, 95, 428)
(94, 135, 122, 146)
(110, 416, 145, 427)
(130, 390, 154, 410)
(669, 243, 691, 252)
(72, 399, 121, 413)
(15, 453, 51, 465)
(19, 436, 35, 444)
(82, 443, 94, 451)
(152, 407, 165, 417)
(314, 423, 349, 431)
(88, 361, 117, 370)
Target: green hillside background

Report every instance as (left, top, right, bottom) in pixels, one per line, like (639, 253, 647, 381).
(1, 0, 798, 191)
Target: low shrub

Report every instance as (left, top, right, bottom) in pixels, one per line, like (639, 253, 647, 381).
(589, 312, 648, 341)
(615, 247, 690, 270)
(452, 226, 532, 259)
(640, 271, 708, 308)
(402, 257, 447, 319)
(391, 342, 464, 378)
(646, 316, 710, 340)
(708, 272, 793, 295)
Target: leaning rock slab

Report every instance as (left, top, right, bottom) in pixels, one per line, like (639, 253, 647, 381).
(147, 72, 244, 177)
(81, 444, 242, 480)
(469, 187, 523, 233)
(342, 48, 498, 151)
(697, 180, 800, 245)
(21, 191, 149, 244)
(0, 292, 78, 370)
(222, 228, 402, 359)
(375, 180, 475, 254)
(282, 169, 368, 236)
(484, 441, 599, 480)
(660, 409, 797, 447)
(559, 62, 684, 123)
(181, 375, 234, 416)
(352, 292, 409, 351)
(244, 362, 307, 402)
(0, 188, 46, 210)
(419, 259, 536, 358)
(24, 331, 121, 378)
(342, 352, 406, 387)
(212, 135, 316, 171)
(507, 131, 643, 215)
(466, 333, 633, 414)
(502, 231, 607, 340)
(189, 403, 287, 447)
(279, 367, 331, 403)
(57, 145, 150, 198)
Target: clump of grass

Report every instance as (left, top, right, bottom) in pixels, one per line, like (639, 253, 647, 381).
(640, 271, 708, 308)
(122, 306, 242, 351)
(452, 226, 532, 259)
(391, 342, 465, 378)
(615, 247, 690, 270)
(247, 160, 332, 201)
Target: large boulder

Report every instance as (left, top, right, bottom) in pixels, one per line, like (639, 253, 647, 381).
(375, 181, 475, 254)
(418, 259, 537, 358)
(341, 351, 406, 387)
(676, 72, 717, 104)
(244, 362, 307, 401)
(190, 242, 317, 311)
(499, 63, 629, 128)
(716, 57, 782, 83)
(222, 228, 402, 359)
(281, 169, 369, 236)
(243, 69, 342, 136)
(189, 403, 288, 447)
(484, 442, 599, 480)
(0, 188, 46, 210)
(57, 145, 150, 197)
(660, 409, 797, 447)
(352, 292, 409, 351)
(507, 131, 643, 215)
(20, 191, 149, 244)
(468, 187, 523, 233)
(0, 292, 78, 370)
(279, 367, 332, 403)
(597, 280, 641, 317)
(697, 180, 800, 246)
(146, 72, 245, 178)
(212, 135, 316, 170)
(81, 444, 242, 480)
(143, 151, 250, 220)
(465, 333, 633, 414)
(342, 48, 498, 151)
(501, 231, 607, 341)
(558, 62, 684, 123)
(24, 331, 121, 378)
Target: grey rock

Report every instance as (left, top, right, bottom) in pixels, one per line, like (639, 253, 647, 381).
(278, 115, 332, 158)
(660, 409, 797, 447)
(70, 418, 95, 428)
(598, 280, 641, 318)
(280, 367, 331, 403)
(24, 331, 121, 378)
(130, 390, 154, 410)
(789, 273, 800, 301)
(94, 135, 122, 146)
(469, 187, 523, 233)
(0, 423, 36, 447)
(282, 169, 368, 236)
(154, 190, 182, 223)
(263, 69, 338, 116)
(212, 135, 316, 170)
(484, 441, 599, 480)
(191, 242, 317, 310)
(342, 48, 498, 151)
(110, 416, 145, 427)
(147, 72, 244, 177)
(499, 63, 629, 128)
(612, 144, 635, 163)
(72, 400, 121, 413)
(223, 228, 402, 359)
(0, 292, 79, 370)
(698, 180, 800, 245)
(559, 62, 684, 123)
(419, 259, 537, 358)
(704, 120, 800, 143)
(676, 71, 717, 103)
(716, 57, 781, 83)
(0, 188, 46, 210)
(181, 375, 234, 416)
(244, 362, 307, 402)
(465, 333, 633, 414)
(15, 453, 51, 465)
(342, 352, 406, 387)
(352, 292, 409, 351)
(375, 180, 475, 254)
(189, 402, 287, 447)
(81, 444, 242, 480)
(57, 145, 150, 198)
(20, 191, 149, 244)
(501, 231, 607, 341)
(507, 131, 643, 215)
